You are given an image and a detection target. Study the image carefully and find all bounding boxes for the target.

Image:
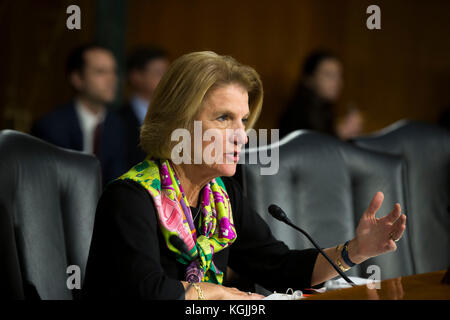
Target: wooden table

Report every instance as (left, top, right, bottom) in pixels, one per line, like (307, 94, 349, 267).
(306, 270, 450, 300)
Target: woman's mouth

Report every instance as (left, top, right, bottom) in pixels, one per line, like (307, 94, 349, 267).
(225, 151, 240, 163)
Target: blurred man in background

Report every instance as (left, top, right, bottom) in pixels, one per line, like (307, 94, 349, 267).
(120, 47, 169, 169)
(32, 44, 126, 185)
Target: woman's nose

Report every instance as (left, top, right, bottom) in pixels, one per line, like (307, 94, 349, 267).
(231, 127, 248, 146)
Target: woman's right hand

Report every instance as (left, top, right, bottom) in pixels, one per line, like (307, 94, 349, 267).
(219, 285, 265, 300)
(182, 281, 265, 300)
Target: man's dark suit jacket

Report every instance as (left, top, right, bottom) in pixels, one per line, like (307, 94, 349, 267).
(31, 101, 127, 186)
(118, 103, 147, 169)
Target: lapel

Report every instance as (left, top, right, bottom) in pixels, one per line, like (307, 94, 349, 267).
(68, 101, 84, 151)
(124, 102, 141, 128)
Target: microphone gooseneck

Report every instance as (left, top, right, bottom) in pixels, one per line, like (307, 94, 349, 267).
(268, 204, 355, 286)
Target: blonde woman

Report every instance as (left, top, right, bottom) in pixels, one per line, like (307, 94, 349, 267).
(83, 51, 406, 300)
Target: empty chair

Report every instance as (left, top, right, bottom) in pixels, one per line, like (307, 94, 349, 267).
(0, 130, 101, 299)
(353, 120, 450, 274)
(241, 130, 414, 280)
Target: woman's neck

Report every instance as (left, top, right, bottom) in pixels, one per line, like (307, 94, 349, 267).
(172, 163, 212, 207)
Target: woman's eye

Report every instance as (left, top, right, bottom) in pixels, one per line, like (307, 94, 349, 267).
(242, 118, 249, 124)
(217, 115, 228, 122)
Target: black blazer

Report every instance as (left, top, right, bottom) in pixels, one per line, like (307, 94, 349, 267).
(118, 102, 147, 169)
(82, 176, 319, 299)
(31, 101, 127, 186)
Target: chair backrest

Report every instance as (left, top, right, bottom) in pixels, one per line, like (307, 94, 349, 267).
(0, 130, 101, 299)
(0, 199, 24, 299)
(241, 130, 414, 279)
(353, 120, 450, 274)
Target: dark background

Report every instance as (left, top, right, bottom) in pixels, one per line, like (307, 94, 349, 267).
(1, 0, 450, 133)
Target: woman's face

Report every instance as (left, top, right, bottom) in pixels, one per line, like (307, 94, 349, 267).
(310, 58, 343, 102)
(193, 83, 249, 178)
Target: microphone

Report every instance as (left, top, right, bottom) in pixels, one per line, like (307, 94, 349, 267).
(268, 204, 355, 286)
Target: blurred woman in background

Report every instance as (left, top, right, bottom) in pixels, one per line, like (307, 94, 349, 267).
(280, 50, 363, 140)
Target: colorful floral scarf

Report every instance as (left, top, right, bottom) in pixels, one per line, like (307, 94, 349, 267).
(117, 158, 237, 284)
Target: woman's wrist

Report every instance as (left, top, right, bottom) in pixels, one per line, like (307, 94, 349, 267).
(182, 281, 215, 300)
(191, 282, 205, 300)
(194, 282, 225, 300)
(347, 238, 367, 265)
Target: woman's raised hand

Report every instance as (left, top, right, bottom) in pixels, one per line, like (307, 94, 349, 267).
(352, 192, 407, 261)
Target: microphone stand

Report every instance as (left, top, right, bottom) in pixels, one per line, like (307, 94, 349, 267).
(268, 205, 356, 286)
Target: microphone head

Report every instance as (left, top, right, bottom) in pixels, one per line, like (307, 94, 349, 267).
(169, 235, 189, 256)
(268, 204, 289, 223)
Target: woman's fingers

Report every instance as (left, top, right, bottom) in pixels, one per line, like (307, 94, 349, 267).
(222, 287, 264, 300)
(383, 203, 402, 224)
(385, 239, 397, 252)
(389, 214, 407, 240)
(364, 192, 384, 219)
(237, 290, 264, 300)
(234, 292, 264, 300)
(248, 293, 265, 300)
(380, 213, 406, 253)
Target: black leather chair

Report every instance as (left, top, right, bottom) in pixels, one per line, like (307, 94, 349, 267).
(0, 200, 24, 299)
(241, 130, 414, 280)
(0, 130, 101, 299)
(353, 120, 450, 274)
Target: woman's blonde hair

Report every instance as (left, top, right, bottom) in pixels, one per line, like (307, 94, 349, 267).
(140, 51, 263, 159)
